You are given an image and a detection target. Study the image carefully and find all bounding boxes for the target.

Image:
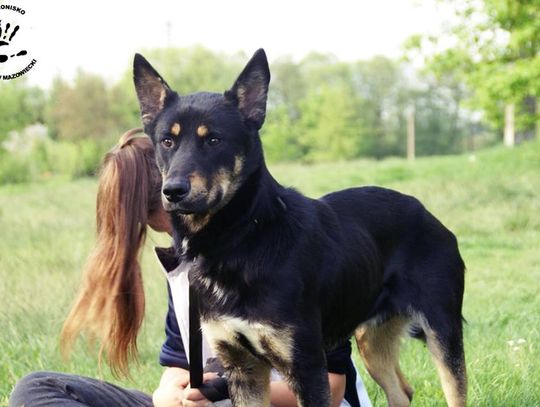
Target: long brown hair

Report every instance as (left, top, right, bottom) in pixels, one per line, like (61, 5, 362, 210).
(61, 128, 162, 376)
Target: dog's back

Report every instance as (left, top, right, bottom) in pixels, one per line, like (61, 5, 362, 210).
(321, 186, 465, 323)
(285, 186, 465, 349)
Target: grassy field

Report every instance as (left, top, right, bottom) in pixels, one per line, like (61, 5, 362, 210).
(1, 141, 539, 406)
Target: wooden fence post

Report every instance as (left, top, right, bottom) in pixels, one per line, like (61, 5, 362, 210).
(504, 104, 515, 147)
(407, 107, 415, 161)
(537, 100, 540, 140)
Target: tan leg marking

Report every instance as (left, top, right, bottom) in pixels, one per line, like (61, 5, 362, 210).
(396, 365, 414, 401)
(203, 318, 291, 407)
(228, 362, 271, 407)
(424, 328, 467, 407)
(355, 318, 411, 407)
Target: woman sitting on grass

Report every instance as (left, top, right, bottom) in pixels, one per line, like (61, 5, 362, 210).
(9, 129, 371, 407)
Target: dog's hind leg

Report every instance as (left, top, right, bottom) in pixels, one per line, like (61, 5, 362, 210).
(355, 317, 412, 407)
(418, 313, 467, 407)
(395, 365, 414, 402)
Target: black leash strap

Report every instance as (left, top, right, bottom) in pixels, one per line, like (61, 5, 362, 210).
(189, 283, 204, 388)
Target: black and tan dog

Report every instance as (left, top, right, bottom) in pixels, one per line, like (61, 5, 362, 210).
(133, 49, 467, 407)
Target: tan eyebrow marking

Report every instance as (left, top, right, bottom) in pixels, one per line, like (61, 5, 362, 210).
(197, 125, 209, 137)
(171, 122, 181, 136)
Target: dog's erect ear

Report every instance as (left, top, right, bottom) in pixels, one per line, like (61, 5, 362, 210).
(133, 53, 172, 125)
(225, 49, 270, 130)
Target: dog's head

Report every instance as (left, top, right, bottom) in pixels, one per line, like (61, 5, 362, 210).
(133, 49, 270, 215)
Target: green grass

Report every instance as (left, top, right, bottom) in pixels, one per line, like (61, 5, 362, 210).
(1, 141, 539, 406)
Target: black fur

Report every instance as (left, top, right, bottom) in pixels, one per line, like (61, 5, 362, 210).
(134, 49, 467, 407)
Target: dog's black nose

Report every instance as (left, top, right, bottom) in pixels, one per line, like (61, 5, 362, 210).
(163, 179, 191, 203)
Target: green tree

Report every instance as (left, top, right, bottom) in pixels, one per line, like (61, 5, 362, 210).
(268, 56, 307, 118)
(265, 52, 363, 162)
(350, 56, 408, 158)
(46, 70, 136, 143)
(261, 105, 304, 162)
(405, 0, 540, 137)
(412, 84, 469, 155)
(296, 84, 361, 162)
(0, 80, 45, 143)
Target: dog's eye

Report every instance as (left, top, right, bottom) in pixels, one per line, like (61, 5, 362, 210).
(161, 137, 174, 149)
(207, 137, 221, 146)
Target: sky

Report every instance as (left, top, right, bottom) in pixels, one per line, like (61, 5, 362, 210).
(0, 0, 450, 88)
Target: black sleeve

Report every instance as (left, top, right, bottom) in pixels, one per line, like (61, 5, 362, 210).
(327, 340, 362, 407)
(326, 339, 352, 374)
(159, 284, 189, 369)
(199, 357, 229, 401)
(199, 377, 230, 402)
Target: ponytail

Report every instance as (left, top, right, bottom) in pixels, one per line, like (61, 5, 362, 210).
(61, 128, 162, 376)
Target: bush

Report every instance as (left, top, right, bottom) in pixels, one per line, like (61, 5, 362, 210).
(0, 125, 113, 185)
(77, 139, 107, 177)
(0, 149, 33, 184)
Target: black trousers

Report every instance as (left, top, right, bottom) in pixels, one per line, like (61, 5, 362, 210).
(9, 371, 153, 407)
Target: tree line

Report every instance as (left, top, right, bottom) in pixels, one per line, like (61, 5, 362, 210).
(0, 47, 485, 163)
(0, 0, 537, 183)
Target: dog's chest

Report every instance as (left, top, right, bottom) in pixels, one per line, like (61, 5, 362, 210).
(201, 317, 293, 371)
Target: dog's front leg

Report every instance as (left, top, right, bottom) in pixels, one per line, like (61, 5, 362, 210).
(271, 330, 330, 407)
(214, 341, 272, 407)
(227, 360, 271, 407)
(287, 354, 331, 407)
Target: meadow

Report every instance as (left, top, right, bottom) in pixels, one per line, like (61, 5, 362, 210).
(1, 140, 539, 406)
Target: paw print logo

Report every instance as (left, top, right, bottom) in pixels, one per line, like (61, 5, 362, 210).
(0, 20, 27, 63)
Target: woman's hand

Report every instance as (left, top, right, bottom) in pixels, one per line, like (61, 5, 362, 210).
(152, 367, 190, 407)
(182, 372, 219, 407)
(181, 387, 209, 407)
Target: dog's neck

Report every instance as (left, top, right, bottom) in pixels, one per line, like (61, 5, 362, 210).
(173, 161, 286, 258)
